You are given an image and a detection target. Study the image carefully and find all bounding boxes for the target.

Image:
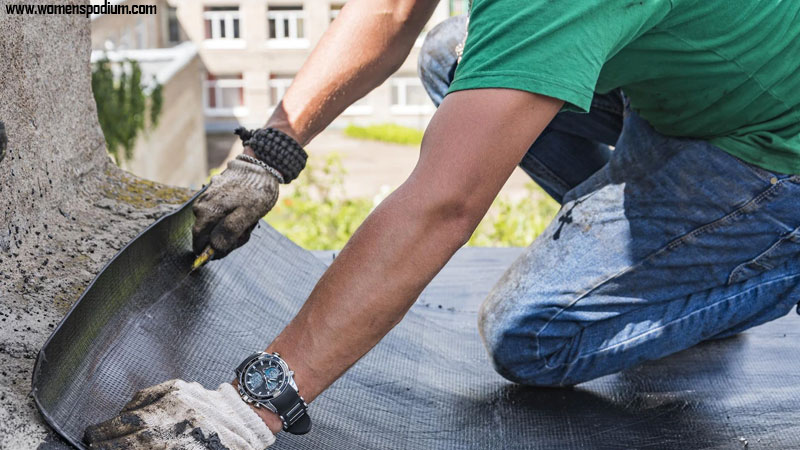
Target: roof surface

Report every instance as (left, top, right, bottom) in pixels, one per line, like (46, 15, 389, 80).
(90, 41, 198, 89)
(33, 195, 800, 449)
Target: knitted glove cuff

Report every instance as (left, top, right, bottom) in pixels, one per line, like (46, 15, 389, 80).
(235, 127, 307, 183)
(236, 154, 285, 183)
(216, 383, 277, 447)
(226, 159, 279, 192)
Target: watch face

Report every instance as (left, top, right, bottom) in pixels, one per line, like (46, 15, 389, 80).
(242, 355, 288, 399)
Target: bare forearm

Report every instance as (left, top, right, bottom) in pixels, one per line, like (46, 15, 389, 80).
(251, 90, 563, 433)
(266, 90, 562, 404)
(244, 182, 472, 433)
(266, 0, 438, 145)
(267, 184, 476, 402)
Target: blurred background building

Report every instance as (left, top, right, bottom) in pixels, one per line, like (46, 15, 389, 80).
(90, 0, 472, 188)
(91, 0, 206, 187)
(88, 0, 551, 249)
(174, 0, 452, 173)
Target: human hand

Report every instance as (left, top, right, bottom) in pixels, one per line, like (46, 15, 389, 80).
(192, 157, 279, 260)
(84, 380, 275, 449)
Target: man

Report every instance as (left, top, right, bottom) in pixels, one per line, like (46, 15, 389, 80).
(85, 0, 800, 447)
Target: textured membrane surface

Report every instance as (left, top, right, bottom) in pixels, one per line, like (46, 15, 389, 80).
(33, 197, 800, 449)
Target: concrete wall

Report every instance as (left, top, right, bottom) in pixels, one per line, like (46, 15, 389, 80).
(174, 0, 449, 135)
(91, 0, 172, 50)
(121, 55, 208, 188)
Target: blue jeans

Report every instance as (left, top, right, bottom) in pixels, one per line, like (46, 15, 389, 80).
(420, 17, 800, 386)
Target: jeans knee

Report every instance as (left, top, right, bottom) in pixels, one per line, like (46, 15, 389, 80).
(479, 295, 575, 387)
(418, 15, 468, 106)
(482, 328, 572, 387)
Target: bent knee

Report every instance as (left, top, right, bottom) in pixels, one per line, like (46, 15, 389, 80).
(482, 327, 573, 387)
(479, 296, 582, 387)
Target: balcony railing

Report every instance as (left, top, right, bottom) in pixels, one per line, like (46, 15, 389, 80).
(268, 9, 309, 49)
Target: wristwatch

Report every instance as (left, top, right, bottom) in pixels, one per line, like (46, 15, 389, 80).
(235, 351, 312, 435)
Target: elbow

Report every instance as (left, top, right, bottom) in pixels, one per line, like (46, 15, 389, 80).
(389, 0, 434, 46)
(388, 0, 425, 26)
(382, 54, 408, 80)
(355, 0, 432, 76)
(421, 194, 482, 249)
(362, 0, 427, 32)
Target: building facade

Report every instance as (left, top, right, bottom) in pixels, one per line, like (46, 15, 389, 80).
(90, 0, 469, 180)
(90, 0, 185, 50)
(171, 0, 452, 161)
(91, 0, 208, 188)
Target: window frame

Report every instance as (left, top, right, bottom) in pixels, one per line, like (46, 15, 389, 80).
(203, 6, 245, 49)
(119, 26, 132, 50)
(134, 17, 146, 49)
(390, 77, 435, 115)
(204, 73, 248, 117)
(166, 6, 181, 44)
(342, 95, 373, 116)
(329, 3, 344, 22)
(268, 76, 293, 107)
(267, 5, 309, 49)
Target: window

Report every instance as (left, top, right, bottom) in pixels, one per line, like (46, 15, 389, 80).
(329, 3, 344, 22)
(342, 95, 373, 115)
(167, 6, 180, 43)
(267, 5, 308, 48)
(391, 77, 434, 115)
(205, 73, 247, 116)
(204, 6, 241, 41)
(119, 26, 132, 50)
(148, 15, 156, 47)
(268, 75, 293, 106)
(134, 18, 146, 49)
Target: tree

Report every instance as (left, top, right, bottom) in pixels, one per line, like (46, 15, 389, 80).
(0, 3, 190, 446)
(91, 57, 163, 163)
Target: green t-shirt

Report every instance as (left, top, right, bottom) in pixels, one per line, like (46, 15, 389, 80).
(449, 0, 800, 174)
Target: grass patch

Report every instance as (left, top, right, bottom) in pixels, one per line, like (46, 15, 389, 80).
(343, 123, 424, 146)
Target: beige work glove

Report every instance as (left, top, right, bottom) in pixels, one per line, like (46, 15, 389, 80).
(84, 380, 275, 449)
(192, 158, 280, 259)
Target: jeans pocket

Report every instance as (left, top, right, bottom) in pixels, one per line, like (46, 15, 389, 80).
(728, 225, 800, 285)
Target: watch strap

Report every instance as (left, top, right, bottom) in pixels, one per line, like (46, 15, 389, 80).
(270, 385, 311, 435)
(235, 352, 261, 375)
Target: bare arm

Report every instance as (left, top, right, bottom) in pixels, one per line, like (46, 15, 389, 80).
(260, 0, 439, 146)
(196, 0, 437, 263)
(252, 89, 563, 431)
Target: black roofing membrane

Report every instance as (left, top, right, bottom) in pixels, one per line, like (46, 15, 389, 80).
(32, 195, 800, 449)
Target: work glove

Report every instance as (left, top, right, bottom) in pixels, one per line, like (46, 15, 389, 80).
(84, 380, 275, 450)
(193, 158, 280, 259)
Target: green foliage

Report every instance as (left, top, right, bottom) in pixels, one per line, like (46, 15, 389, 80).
(343, 123, 424, 146)
(91, 57, 163, 163)
(149, 82, 164, 127)
(468, 184, 559, 247)
(266, 154, 373, 250)
(265, 153, 559, 250)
